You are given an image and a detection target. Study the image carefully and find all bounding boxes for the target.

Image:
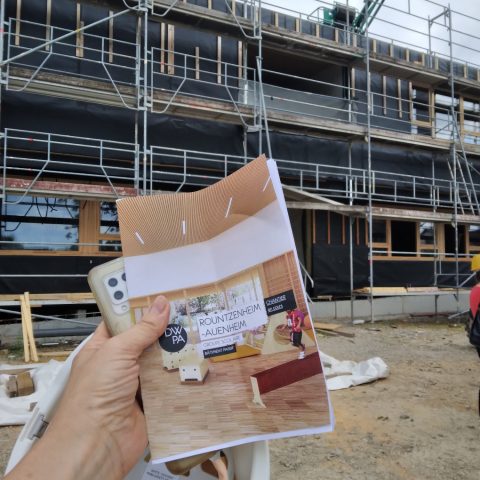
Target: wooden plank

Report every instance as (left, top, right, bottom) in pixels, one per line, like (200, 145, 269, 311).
(315, 328, 355, 338)
(313, 322, 342, 331)
(0, 292, 95, 302)
(38, 351, 73, 359)
(24, 292, 39, 362)
(19, 294, 30, 363)
(5, 177, 138, 198)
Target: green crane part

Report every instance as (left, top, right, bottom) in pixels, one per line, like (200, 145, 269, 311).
(352, 0, 385, 34)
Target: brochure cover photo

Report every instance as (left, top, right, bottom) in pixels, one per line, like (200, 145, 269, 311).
(117, 155, 333, 463)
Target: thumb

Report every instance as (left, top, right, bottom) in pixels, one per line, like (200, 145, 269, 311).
(114, 296, 170, 357)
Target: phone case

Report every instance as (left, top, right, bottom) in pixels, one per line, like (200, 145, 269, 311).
(87, 257, 135, 336)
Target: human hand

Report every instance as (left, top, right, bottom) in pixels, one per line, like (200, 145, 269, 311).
(6, 295, 170, 480)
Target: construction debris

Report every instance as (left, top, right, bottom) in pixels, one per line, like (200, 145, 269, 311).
(5, 371, 35, 398)
(313, 322, 355, 338)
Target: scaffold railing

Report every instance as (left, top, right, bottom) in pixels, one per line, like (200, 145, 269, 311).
(4, 19, 480, 151)
(2, 127, 479, 212)
(2, 129, 138, 204)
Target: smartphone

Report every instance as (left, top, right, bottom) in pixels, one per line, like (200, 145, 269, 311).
(87, 257, 135, 336)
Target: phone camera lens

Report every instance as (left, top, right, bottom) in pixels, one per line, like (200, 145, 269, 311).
(114, 290, 124, 300)
(121, 273, 126, 281)
(108, 278, 118, 287)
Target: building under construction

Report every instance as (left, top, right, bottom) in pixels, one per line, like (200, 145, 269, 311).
(1, 0, 480, 323)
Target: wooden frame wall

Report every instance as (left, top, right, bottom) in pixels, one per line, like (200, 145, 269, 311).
(365, 219, 472, 262)
(409, 83, 434, 131)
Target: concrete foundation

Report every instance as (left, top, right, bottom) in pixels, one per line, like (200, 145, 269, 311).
(309, 293, 470, 321)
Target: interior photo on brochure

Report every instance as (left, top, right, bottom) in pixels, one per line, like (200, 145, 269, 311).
(117, 155, 333, 464)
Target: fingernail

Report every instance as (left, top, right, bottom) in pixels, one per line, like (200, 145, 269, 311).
(149, 296, 168, 315)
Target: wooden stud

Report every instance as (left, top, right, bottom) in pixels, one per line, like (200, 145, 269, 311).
(274, 12, 279, 27)
(312, 211, 316, 244)
(207, 0, 212, 9)
(406, 49, 410, 62)
(341, 215, 346, 244)
(351, 68, 355, 97)
(195, 47, 200, 80)
(397, 79, 402, 118)
(408, 82, 413, 121)
(416, 221, 421, 257)
(217, 36, 222, 84)
(108, 11, 114, 63)
(388, 42, 393, 57)
(167, 24, 175, 75)
(231, 0, 236, 15)
(295, 18, 300, 33)
(386, 220, 392, 256)
(429, 88, 434, 130)
(356, 218, 360, 245)
(459, 96, 465, 140)
(20, 295, 30, 363)
(237, 41, 242, 80)
(20, 293, 38, 363)
(160, 23, 165, 74)
(334, 28, 339, 43)
(327, 211, 331, 245)
(372, 39, 377, 53)
(383, 75, 387, 115)
(15, 0, 21, 47)
(79, 200, 100, 254)
(76, 4, 84, 58)
(45, 0, 52, 51)
(24, 293, 38, 362)
(315, 23, 320, 38)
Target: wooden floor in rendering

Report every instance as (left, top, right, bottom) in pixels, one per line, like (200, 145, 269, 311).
(139, 346, 331, 461)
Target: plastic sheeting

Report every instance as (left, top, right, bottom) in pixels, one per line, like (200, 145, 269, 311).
(0, 352, 388, 427)
(320, 351, 389, 391)
(312, 244, 369, 297)
(0, 361, 64, 426)
(0, 255, 112, 293)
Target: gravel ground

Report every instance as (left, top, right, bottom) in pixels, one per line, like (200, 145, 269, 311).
(1, 319, 480, 479)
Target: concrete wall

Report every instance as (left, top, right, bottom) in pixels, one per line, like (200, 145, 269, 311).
(309, 292, 470, 321)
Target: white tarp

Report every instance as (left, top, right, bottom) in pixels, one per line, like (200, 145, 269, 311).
(320, 352, 389, 391)
(0, 361, 63, 426)
(0, 353, 389, 426)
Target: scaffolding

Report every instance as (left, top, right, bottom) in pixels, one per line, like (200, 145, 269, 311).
(1, 0, 480, 320)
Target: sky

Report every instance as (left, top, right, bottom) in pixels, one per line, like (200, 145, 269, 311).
(263, 0, 480, 67)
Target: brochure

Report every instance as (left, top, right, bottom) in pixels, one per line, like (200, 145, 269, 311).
(117, 156, 334, 465)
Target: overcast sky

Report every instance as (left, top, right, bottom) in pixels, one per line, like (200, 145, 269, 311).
(266, 0, 480, 66)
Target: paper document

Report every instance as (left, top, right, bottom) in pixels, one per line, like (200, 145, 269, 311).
(117, 155, 333, 464)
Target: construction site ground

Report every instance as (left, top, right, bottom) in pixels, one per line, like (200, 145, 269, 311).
(1, 318, 480, 479)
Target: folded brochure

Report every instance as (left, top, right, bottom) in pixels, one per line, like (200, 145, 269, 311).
(117, 155, 334, 464)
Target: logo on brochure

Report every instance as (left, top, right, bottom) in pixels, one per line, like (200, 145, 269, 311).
(159, 324, 188, 353)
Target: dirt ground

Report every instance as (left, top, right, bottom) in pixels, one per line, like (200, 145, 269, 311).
(1, 319, 480, 479)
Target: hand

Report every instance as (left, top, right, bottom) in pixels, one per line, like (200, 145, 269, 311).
(6, 295, 170, 480)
